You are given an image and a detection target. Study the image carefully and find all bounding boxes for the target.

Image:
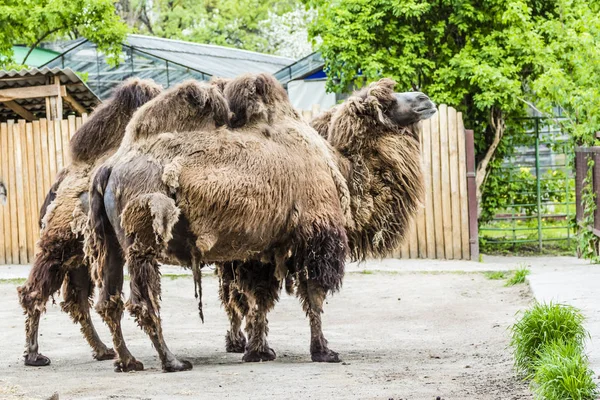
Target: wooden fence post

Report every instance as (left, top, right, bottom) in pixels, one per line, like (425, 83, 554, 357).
(575, 150, 585, 223)
(465, 129, 479, 260)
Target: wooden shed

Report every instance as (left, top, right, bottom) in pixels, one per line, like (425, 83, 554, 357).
(0, 67, 100, 121)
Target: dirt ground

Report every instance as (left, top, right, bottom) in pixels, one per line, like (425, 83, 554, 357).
(0, 270, 532, 400)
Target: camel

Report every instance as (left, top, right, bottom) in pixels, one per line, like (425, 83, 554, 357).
(86, 72, 436, 372)
(16, 78, 162, 366)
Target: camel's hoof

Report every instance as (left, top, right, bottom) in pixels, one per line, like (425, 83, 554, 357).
(114, 358, 144, 372)
(242, 347, 276, 362)
(163, 358, 193, 373)
(311, 349, 341, 363)
(225, 333, 247, 353)
(93, 348, 116, 361)
(24, 353, 51, 367)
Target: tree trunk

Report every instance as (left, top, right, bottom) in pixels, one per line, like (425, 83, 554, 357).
(475, 108, 505, 216)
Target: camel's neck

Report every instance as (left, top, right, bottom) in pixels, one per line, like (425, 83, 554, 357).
(332, 121, 425, 261)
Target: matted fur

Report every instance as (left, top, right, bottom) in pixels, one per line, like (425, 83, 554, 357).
(70, 78, 162, 164)
(17, 78, 162, 367)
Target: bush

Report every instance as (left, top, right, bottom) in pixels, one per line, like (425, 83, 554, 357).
(532, 340, 598, 400)
(510, 302, 588, 375)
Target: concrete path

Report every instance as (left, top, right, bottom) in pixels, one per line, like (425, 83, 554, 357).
(2, 255, 598, 374)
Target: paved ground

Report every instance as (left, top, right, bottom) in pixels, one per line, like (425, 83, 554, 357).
(0, 258, 534, 400)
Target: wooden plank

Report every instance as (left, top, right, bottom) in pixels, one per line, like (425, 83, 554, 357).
(0, 123, 8, 264)
(33, 121, 46, 209)
(438, 104, 453, 259)
(457, 113, 470, 260)
(46, 118, 57, 181)
(82, 113, 89, 124)
(400, 232, 410, 259)
(68, 114, 77, 140)
(409, 216, 419, 258)
(0, 84, 65, 102)
(61, 119, 71, 164)
(6, 121, 19, 262)
(421, 118, 435, 259)
(430, 110, 444, 258)
(75, 116, 82, 130)
(448, 107, 462, 259)
(54, 119, 64, 172)
(54, 77, 64, 119)
(13, 122, 29, 263)
(39, 119, 52, 196)
(465, 130, 480, 260)
(63, 92, 87, 115)
(416, 123, 427, 258)
(25, 121, 38, 260)
(3, 100, 35, 121)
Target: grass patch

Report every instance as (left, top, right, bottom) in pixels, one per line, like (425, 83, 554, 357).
(505, 267, 530, 286)
(485, 271, 507, 280)
(510, 302, 588, 376)
(359, 269, 374, 275)
(532, 340, 598, 400)
(0, 278, 26, 285)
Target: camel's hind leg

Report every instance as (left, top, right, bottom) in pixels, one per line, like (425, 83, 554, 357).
(61, 265, 115, 361)
(122, 193, 191, 372)
(217, 262, 248, 353)
(91, 168, 143, 372)
(17, 232, 77, 366)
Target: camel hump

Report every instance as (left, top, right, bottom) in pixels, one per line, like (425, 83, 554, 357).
(70, 78, 162, 164)
(126, 80, 231, 142)
(224, 73, 294, 128)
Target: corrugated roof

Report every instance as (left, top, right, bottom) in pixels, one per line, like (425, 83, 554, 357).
(125, 35, 294, 77)
(0, 67, 100, 121)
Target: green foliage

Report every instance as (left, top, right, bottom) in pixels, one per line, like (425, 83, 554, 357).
(505, 267, 530, 286)
(0, 0, 128, 67)
(484, 271, 507, 280)
(122, 0, 303, 54)
(510, 302, 588, 376)
(532, 340, 598, 400)
(480, 167, 572, 224)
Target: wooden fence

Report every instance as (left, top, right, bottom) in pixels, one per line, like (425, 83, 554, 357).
(1, 103, 477, 264)
(575, 146, 600, 238)
(0, 115, 87, 264)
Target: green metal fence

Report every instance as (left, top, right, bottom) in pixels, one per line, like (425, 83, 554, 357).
(479, 117, 576, 254)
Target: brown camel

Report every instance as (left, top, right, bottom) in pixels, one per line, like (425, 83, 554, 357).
(87, 73, 435, 372)
(17, 78, 162, 366)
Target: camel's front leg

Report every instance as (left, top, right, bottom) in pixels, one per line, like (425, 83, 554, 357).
(61, 265, 115, 361)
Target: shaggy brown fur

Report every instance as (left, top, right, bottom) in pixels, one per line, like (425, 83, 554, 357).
(88, 73, 435, 372)
(17, 78, 161, 367)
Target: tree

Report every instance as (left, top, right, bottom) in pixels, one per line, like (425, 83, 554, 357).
(306, 0, 561, 206)
(119, 0, 302, 54)
(0, 0, 128, 67)
(258, 7, 317, 59)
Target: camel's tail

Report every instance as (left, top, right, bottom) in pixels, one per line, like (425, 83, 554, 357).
(86, 166, 116, 286)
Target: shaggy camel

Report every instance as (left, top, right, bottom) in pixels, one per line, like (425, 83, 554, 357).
(16, 79, 162, 366)
(87, 73, 435, 372)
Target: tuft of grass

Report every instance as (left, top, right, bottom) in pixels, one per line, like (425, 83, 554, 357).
(532, 340, 598, 400)
(505, 267, 530, 286)
(485, 271, 507, 280)
(0, 278, 26, 285)
(510, 302, 589, 375)
(359, 270, 374, 275)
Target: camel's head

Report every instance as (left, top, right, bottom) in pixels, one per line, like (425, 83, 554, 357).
(224, 73, 293, 128)
(352, 78, 436, 128)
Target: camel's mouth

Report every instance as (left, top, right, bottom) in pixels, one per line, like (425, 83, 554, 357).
(417, 105, 437, 120)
